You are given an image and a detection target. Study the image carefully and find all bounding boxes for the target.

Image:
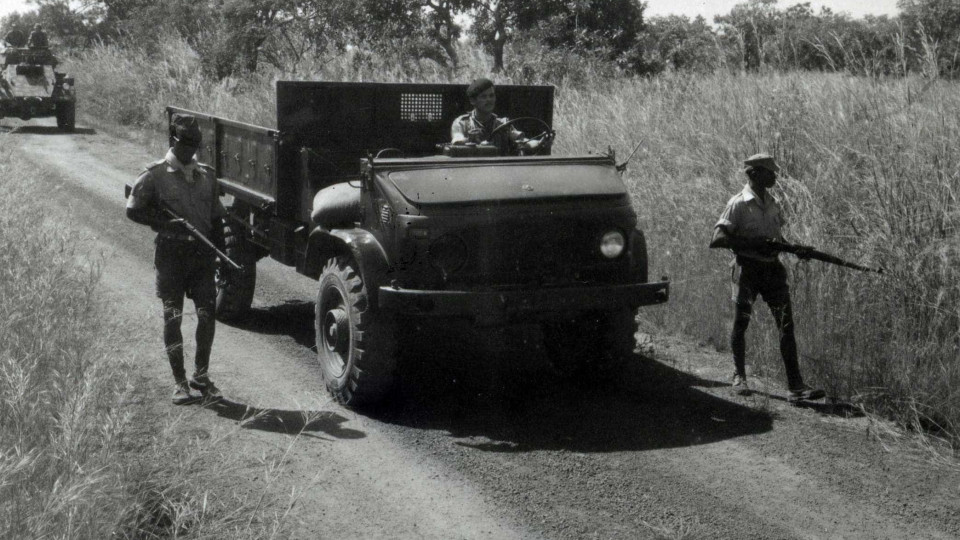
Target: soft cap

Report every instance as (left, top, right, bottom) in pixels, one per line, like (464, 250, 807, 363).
(743, 153, 779, 173)
(466, 77, 494, 99)
(172, 113, 202, 146)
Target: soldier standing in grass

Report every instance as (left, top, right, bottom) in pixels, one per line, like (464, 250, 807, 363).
(126, 114, 226, 405)
(709, 153, 825, 404)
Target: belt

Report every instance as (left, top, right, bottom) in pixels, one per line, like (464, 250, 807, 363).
(158, 232, 197, 243)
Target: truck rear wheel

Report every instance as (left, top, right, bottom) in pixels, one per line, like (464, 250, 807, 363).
(215, 223, 257, 321)
(543, 308, 638, 378)
(316, 255, 397, 406)
(55, 102, 75, 132)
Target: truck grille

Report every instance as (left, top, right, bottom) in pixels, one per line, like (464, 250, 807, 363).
(448, 216, 627, 287)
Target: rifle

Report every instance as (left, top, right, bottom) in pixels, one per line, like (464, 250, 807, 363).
(766, 239, 883, 274)
(159, 203, 242, 271)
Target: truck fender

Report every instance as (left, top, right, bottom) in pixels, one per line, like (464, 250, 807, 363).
(629, 227, 649, 283)
(303, 227, 392, 304)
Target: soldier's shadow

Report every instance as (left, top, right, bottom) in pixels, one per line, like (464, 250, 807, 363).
(203, 398, 364, 441)
(1, 125, 96, 135)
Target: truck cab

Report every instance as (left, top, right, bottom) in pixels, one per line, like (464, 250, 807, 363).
(168, 81, 668, 406)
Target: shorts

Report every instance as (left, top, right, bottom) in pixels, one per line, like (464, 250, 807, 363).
(731, 257, 790, 307)
(154, 236, 217, 303)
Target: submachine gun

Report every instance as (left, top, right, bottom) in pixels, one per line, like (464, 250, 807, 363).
(159, 202, 242, 271)
(123, 183, 241, 270)
(766, 239, 883, 274)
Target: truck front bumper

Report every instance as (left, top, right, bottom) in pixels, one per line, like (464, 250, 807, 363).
(378, 280, 669, 324)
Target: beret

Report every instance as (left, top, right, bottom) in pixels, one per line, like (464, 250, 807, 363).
(172, 113, 202, 146)
(743, 153, 779, 173)
(466, 77, 494, 99)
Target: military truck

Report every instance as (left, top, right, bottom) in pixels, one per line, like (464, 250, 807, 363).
(0, 46, 75, 131)
(168, 81, 669, 406)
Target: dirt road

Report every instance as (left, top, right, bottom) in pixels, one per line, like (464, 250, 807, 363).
(8, 118, 960, 539)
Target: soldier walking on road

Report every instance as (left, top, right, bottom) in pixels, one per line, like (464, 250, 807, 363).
(126, 114, 226, 405)
(709, 154, 825, 404)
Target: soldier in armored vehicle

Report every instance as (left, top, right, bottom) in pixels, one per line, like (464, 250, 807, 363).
(451, 78, 554, 156)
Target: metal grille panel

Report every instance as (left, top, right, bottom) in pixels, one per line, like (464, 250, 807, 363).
(400, 93, 443, 122)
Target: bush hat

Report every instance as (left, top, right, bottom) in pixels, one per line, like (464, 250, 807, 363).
(466, 77, 494, 99)
(172, 113, 202, 147)
(743, 153, 779, 173)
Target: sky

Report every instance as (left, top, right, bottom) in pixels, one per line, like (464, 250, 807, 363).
(0, 0, 902, 22)
(643, 0, 900, 21)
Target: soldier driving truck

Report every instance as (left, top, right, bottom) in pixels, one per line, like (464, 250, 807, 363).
(451, 78, 554, 156)
(144, 81, 669, 407)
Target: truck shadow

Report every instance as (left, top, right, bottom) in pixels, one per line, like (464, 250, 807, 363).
(1, 125, 97, 135)
(228, 307, 779, 453)
(222, 300, 316, 351)
(371, 324, 777, 454)
(203, 398, 365, 440)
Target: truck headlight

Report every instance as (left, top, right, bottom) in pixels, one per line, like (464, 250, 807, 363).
(600, 230, 625, 259)
(61, 82, 71, 91)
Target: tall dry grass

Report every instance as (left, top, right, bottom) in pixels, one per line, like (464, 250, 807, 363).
(0, 137, 300, 538)
(66, 35, 960, 444)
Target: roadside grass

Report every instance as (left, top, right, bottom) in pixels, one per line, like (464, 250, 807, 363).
(0, 134, 307, 538)
(65, 36, 960, 447)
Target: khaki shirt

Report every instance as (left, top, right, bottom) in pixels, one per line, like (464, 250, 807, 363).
(126, 149, 225, 237)
(450, 111, 523, 155)
(715, 184, 784, 262)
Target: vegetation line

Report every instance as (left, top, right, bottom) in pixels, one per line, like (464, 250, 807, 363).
(0, 140, 294, 539)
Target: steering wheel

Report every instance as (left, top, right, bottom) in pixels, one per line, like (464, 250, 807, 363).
(489, 117, 555, 155)
(375, 147, 405, 158)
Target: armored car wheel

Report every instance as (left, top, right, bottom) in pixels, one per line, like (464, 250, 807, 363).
(55, 102, 75, 132)
(543, 308, 638, 378)
(316, 255, 397, 406)
(215, 223, 257, 321)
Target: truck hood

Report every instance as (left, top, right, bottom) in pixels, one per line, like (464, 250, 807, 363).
(378, 158, 628, 205)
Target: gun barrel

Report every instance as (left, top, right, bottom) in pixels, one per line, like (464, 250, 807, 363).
(767, 240, 882, 274)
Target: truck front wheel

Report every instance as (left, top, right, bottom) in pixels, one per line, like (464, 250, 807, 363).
(55, 102, 75, 132)
(215, 223, 257, 321)
(543, 308, 638, 378)
(316, 255, 397, 406)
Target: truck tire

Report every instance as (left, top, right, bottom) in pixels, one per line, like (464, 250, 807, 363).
(316, 255, 397, 406)
(543, 308, 638, 378)
(215, 223, 257, 321)
(55, 102, 75, 132)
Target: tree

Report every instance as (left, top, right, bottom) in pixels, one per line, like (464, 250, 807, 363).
(634, 15, 722, 74)
(472, 0, 645, 73)
(715, 0, 781, 71)
(898, 0, 960, 76)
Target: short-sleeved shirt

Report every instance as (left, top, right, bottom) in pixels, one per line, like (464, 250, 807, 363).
(126, 149, 225, 237)
(715, 184, 784, 262)
(450, 111, 523, 155)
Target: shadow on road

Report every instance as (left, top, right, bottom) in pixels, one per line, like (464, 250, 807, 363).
(225, 306, 777, 452)
(202, 398, 364, 440)
(223, 300, 316, 351)
(1, 125, 97, 135)
(372, 322, 776, 454)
